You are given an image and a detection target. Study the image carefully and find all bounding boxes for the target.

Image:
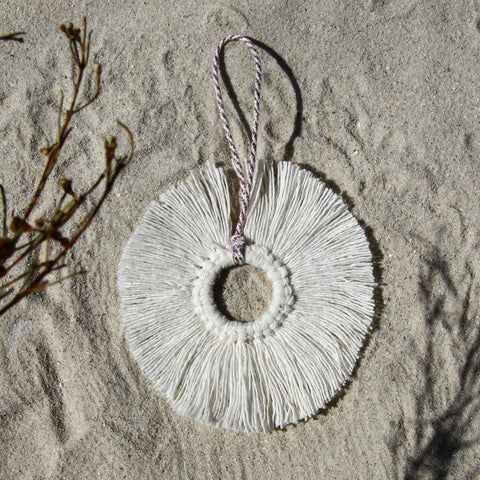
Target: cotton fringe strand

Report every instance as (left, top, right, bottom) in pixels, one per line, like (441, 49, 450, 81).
(118, 160, 375, 433)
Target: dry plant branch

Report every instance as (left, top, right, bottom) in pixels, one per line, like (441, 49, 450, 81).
(0, 19, 133, 316)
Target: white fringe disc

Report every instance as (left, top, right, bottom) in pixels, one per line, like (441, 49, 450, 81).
(118, 160, 375, 433)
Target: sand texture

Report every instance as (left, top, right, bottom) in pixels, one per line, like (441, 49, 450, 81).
(1, 1, 480, 478)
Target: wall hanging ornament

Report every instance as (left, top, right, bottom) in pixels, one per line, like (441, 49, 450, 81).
(118, 35, 375, 433)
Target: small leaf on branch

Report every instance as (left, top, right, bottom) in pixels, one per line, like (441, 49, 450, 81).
(51, 230, 69, 245)
(61, 179, 74, 196)
(35, 218, 47, 228)
(60, 23, 81, 42)
(105, 136, 117, 163)
(9, 216, 35, 233)
(40, 143, 56, 156)
(0, 238, 15, 259)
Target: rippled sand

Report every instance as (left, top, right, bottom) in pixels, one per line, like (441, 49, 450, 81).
(1, 1, 479, 478)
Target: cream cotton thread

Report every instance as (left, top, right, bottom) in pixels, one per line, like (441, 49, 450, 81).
(118, 36, 375, 434)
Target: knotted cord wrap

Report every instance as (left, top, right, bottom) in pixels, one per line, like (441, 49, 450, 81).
(212, 35, 262, 265)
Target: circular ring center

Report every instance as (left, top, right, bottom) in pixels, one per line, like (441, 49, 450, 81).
(213, 264, 272, 323)
(192, 244, 294, 343)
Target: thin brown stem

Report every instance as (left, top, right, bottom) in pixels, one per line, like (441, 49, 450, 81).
(23, 21, 88, 223)
(0, 185, 6, 237)
(1, 231, 46, 277)
(0, 19, 133, 316)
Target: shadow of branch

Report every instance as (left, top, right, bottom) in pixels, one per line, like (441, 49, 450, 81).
(389, 233, 480, 479)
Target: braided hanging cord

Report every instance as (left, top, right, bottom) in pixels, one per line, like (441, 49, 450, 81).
(212, 35, 262, 265)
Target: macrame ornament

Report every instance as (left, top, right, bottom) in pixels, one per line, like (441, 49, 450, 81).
(118, 35, 375, 433)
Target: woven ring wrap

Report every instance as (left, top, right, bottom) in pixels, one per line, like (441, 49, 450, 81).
(192, 245, 294, 343)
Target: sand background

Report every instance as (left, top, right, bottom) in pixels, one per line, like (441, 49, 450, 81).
(1, 1, 480, 478)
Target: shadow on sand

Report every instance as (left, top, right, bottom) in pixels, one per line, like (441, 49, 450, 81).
(389, 233, 480, 479)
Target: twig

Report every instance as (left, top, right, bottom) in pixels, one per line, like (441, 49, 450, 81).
(0, 185, 6, 237)
(23, 20, 94, 221)
(0, 18, 133, 316)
